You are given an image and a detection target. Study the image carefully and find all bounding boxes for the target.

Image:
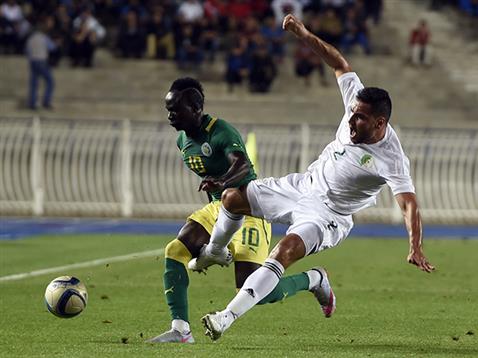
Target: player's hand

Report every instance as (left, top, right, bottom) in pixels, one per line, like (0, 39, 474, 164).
(198, 177, 225, 193)
(407, 250, 435, 273)
(282, 14, 308, 38)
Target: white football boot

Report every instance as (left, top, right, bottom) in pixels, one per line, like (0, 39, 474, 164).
(201, 310, 236, 341)
(146, 329, 195, 344)
(307, 267, 336, 318)
(188, 244, 233, 272)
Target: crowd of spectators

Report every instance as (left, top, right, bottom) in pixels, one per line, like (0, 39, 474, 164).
(1, 0, 386, 93)
(430, 0, 478, 15)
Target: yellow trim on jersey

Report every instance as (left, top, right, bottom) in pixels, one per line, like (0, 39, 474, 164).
(245, 132, 259, 175)
(188, 201, 271, 265)
(205, 117, 218, 132)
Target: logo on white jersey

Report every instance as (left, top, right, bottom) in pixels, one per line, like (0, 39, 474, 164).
(360, 154, 373, 168)
(333, 149, 346, 160)
(201, 142, 212, 157)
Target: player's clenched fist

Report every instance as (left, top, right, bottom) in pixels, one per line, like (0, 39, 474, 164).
(282, 14, 307, 38)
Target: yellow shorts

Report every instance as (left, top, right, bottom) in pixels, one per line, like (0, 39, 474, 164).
(188, 201, 271, 265)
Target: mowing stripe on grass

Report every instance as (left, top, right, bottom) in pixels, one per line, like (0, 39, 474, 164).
(0, 248, 165, 282)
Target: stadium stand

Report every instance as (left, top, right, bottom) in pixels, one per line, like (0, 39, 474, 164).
(0, 1, 477, 223)
(0, 0, 476, 126)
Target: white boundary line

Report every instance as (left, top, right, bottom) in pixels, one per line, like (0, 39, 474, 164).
(0, 248, 165, 282)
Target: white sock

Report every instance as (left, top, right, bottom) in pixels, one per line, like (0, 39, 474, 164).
(207, 206, 244, 255)
(171, 319, 190, 334)
(226, 258, 285, 318)
(306, 269, 322, 290)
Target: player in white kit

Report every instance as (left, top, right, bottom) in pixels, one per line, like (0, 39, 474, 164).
(195, 14, 435, 341)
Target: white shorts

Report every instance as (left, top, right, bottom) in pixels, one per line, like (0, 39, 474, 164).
(246, 173, 354, 255)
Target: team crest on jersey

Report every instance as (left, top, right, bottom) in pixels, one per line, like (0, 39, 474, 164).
(360, 154, 373, 168)
(201, 142, 213, 157)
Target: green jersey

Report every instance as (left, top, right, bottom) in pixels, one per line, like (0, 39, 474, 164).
(177, 114, 256, 201)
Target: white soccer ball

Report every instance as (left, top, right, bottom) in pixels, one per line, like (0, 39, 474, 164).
(44, 276, 88, 318)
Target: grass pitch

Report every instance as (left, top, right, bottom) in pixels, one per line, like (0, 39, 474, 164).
(0, 234, 477, 357)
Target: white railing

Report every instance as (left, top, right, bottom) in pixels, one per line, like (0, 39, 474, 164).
(0, 117, 477, 224)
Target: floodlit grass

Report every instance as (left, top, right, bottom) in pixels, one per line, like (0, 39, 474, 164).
(0, 235, 477, 357)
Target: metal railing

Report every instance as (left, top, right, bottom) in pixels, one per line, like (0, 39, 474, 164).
(1, 117, 477, 224)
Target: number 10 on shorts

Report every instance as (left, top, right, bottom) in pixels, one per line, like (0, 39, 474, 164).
(242, 228, 260, 247)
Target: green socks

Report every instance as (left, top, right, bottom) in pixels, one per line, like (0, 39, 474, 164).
(258, 273, 310, 305)
(163, 258, 190, 322)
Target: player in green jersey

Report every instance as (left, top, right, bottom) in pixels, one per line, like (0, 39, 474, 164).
(147, 78, 321, 344)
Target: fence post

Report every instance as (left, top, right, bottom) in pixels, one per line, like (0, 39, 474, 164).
(300, 123, 310, 172)
(31, 116, 44, 215)
(121, 119, 132, 217)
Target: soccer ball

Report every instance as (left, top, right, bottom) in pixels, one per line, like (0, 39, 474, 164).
(44, 276, 88, 318)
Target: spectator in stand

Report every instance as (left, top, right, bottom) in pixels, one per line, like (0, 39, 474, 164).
(460, 0, 478, 15)
(0, 0, 30, 54)
(317, 8, 343, 49)
(120, 0, 147, 22)
(322, 0, 348, 15)
(117, 10, 145, 58)
(249, 42, 277, 93)
(472, 0, 478, 16)
(227, 0, 253, 23)
(241, 16, 262, 55)
(50, 4, 72, 66)
(364, 0, 383, 24)
(177, 0, 204, 24)
(204, 0, 229, 32)
(146, 6, 175, 59)
(341, 6, 371, 55)
(42, 14, 62, 67)
(175, 23, 203, 70)
(225, 36, 249, 92)
(199, 16, 220, 63)
(251, 0, 270, 20)
(260, 15, 285, 62)
(71, 6, 106, 67)
(409, 19, 432, 66)
(25, 17, 55, 110)
(271, 0, 303, 25)
(294, 39, 327, 87)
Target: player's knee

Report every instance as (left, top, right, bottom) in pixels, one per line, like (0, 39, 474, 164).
(221, 187, 248, 213)
(165, 239, 191, 265)
(221, 188, 241, 211)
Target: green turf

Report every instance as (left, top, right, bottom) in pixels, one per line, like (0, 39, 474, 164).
(0, 235, 477, 357)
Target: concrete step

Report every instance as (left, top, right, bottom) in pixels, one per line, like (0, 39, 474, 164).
(1, 0, 476, 128)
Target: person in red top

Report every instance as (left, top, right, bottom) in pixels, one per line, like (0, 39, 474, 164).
(409, 19, 431, 66)
(227, 0, 253, 22)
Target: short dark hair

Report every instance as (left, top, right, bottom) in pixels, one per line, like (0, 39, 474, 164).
(169, 77, 205, 110)
(356, 87, 392, 121)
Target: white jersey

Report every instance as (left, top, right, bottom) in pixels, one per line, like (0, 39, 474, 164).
(308, 72, 415, 215)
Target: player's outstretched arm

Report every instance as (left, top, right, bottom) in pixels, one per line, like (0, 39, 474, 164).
(395, 192, 435, 273)
(282, 14, 351, 78)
